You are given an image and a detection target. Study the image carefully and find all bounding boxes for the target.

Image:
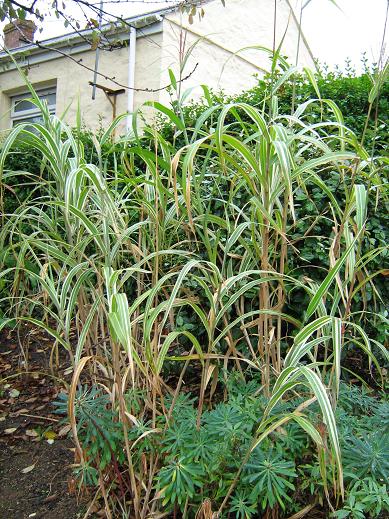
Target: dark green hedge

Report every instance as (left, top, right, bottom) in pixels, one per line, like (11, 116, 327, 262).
(158, 69, 389, 153)
(1, 71, 388, 347)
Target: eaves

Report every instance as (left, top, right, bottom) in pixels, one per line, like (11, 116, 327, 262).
(0, 8, 170, 72)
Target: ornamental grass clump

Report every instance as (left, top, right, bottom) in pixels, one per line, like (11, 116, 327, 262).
(0, 59, 387, 518)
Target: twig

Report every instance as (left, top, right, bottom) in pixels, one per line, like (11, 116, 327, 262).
(5, 37, 199, 93)
(17, 413, 59, 422)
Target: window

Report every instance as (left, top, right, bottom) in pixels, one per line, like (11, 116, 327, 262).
(10, 87, 56, 126)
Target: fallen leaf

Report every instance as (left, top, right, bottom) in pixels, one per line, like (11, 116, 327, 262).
(4, 427, 17, 434)
(21, 463, 36, 474)
(58, 424, 71, 437)
(25, 397, 38, 403)
(26, 429, 38, 437)
(11, 408, 29, 416)
(0, 416, 6, 422)
(9, 389, 20, 398)
(44, 430, 57, 440)
(43, 494, 58, 503)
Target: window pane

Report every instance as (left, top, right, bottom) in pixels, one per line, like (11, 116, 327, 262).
(12, 114, 44, 126)
(12, 90, 56, 113)
(40, 92, 56, 106)
(13, 98, 35, 112)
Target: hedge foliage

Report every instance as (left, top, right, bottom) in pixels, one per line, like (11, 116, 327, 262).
(1, 70, 388, 347)
(158, 67, 388, 152)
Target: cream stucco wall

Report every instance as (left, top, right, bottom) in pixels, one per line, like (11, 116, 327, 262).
(159, 0, 313, 103)
(1, 0, 314, 134)
(0, 47, 127, 132)
(0, 32, 163, 133)
(132, 32, 163, 122)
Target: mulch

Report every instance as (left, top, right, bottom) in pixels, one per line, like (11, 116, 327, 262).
(0, 324, 81, 519)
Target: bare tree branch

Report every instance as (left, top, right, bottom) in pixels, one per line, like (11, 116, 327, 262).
(1, 0, 205, 92)
(4, 36, 199, 92)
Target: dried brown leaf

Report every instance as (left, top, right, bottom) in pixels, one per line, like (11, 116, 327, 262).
(26, 429, 38, 437)
(58, 424, 71, 437)
(4, 427, 17, 434)
(21, 463, 36, 474)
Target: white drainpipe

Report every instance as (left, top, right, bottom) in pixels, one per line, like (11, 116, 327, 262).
(127, 26, 137, 131)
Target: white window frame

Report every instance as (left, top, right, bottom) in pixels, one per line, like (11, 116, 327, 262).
(10, 87, 56, 125)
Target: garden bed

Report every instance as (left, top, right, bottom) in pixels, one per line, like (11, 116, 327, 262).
(0, 326, 80, 519)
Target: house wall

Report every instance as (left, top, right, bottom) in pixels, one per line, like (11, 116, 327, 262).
(159, 0, 313, 103)
(0, 0, 314, 134)
(0, 32, 163, 133)
(133, 32, 163, 119)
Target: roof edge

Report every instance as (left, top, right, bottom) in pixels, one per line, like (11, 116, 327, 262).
(0, 5, 176, 60)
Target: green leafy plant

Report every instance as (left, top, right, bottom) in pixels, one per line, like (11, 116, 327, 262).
(54, 387, 126, 479)
(343, 432, 389, 481)
(338, 478, 389, 518)
(228, 489, 258, 518)
(244, 448, 297, 511)
(1, 53, 387, 519)
(156, 457, 205, 510)
(333, 477, 389, 519)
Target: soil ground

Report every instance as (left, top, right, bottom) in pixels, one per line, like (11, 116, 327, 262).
(0, 324, 81, 519)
